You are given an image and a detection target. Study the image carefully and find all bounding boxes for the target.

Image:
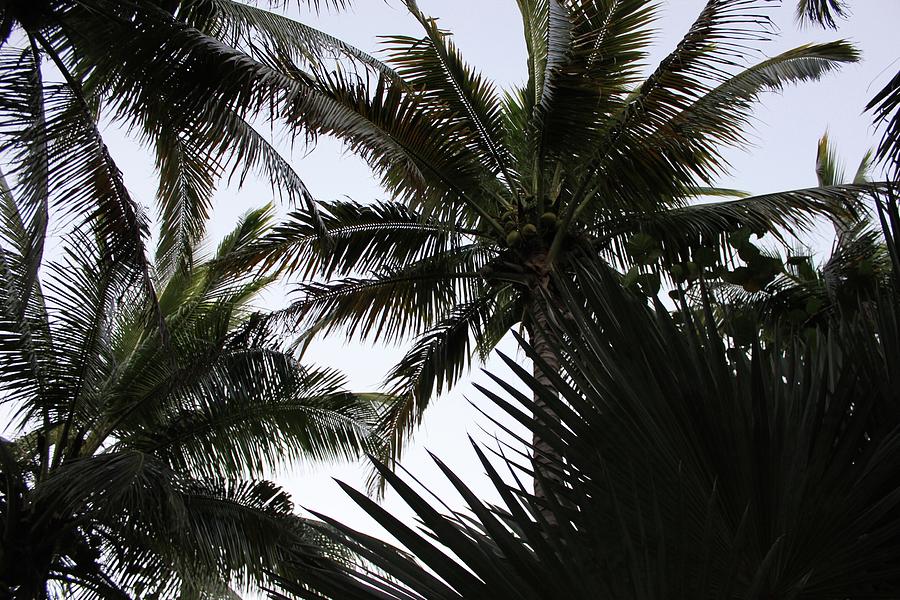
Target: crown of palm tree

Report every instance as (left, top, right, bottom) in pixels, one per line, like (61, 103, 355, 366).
(0, 181, 384, 597)
(239, 0, 878, 473)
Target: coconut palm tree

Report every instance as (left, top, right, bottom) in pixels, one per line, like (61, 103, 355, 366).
(241, 0, 873, 499)
(0, 179, 383, 598)
(271, 250, 900, 599)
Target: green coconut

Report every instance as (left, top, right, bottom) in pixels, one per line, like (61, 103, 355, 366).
(522, 223, 538, 238)
(540, 212, 558, 226)
(506, 230, 522, 246)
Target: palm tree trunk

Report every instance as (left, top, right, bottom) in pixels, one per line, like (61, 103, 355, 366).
(526, 295, 565, 526)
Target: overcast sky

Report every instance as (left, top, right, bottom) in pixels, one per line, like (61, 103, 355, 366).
(92, 0, 900, 554)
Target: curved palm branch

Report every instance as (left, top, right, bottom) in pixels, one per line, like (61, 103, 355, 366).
(593, 183, 872, 265)
(233, 199, 486, 278)
(285, 244, 492, 345)
(380, 293, 501, 449)
(867, 70, 900, 180)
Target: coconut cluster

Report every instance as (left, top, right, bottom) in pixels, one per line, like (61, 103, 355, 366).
(500, 208, 559, 248)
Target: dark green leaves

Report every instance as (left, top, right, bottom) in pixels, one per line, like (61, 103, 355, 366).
(274, 254, 900, 599)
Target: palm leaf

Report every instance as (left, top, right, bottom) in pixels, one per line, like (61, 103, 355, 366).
(232, 200, 481, 278)
(535, 0, 656, 165)
(593, 183, 873, 264)
(273, 255, 900, 598)
(121, 358, 381, 480)
(282, 245, 492, 345)
(385, 0, 515, 191)
(379, 293, 500, 459)
(796, 0, 849, 28)
(178, 0, 396, 77)
(867, 69, 900, 180)
(576, 41, 859, 219)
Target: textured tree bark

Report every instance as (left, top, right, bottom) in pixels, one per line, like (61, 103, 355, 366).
(527, 294, 564, 527)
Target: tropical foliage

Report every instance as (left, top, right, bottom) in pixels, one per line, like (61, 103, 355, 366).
(0, 186, 381, 597)
(273, 224, 900, 598)
(695, 134, 890, 343)
(0, 0, 385, 314)
(0, 1, 895, 598)
(242, 0, 875, 474)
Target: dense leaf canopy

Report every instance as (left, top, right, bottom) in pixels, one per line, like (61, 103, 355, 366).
(274, 245, 900, 598)
(0, 189, 382, 597)
(241, 0, 876, 469)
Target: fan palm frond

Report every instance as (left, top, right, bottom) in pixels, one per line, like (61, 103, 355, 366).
(272, 253, 900, 599)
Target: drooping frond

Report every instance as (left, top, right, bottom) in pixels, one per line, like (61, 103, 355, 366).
(284, 244, 491, 345)
(577, 41, 859, 218)
(593, 183, 872, 263)
(796, 0, 849, 28)
(867, 70, 900, 180)
(122, 358, 380, 480)
(177, 0, 396, 77)
(279, 67, 503, 228)
(153, 122, 219, 278)
(232, 200, 482, 278)
(380, 293, 500, 455)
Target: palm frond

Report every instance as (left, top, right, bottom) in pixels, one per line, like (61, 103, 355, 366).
(280, 66, 502, 228)
(385, 1, 515, 192)
(535, 0, 657, 165)
(0, 169, 53, 417)
(153, 121, 219, 279)
(867, 69, 900, 180)
(231, 200, 480, 278)
(0, 44, 49, 295)
(816, 130, 845, 186)
(579, 41, 859, 218)
(282, 245, 493, 345)
(796, 0, 849, 28)
(594, 183, 872, 265)
(24, 34, 154, 289)
(121, 358, 381, 480)
(379, 294, 499, 460)
(273, 254, 900, 599)
(177, 0, 396, 77)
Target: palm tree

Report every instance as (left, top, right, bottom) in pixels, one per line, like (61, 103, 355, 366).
(271, 251, 900, 599)
(0, 0, 389, 322)
(0, 179, 382, 597)
(243, 0, 873, 499)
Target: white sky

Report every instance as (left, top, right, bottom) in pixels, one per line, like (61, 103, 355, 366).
(32, 0, 900, 569)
